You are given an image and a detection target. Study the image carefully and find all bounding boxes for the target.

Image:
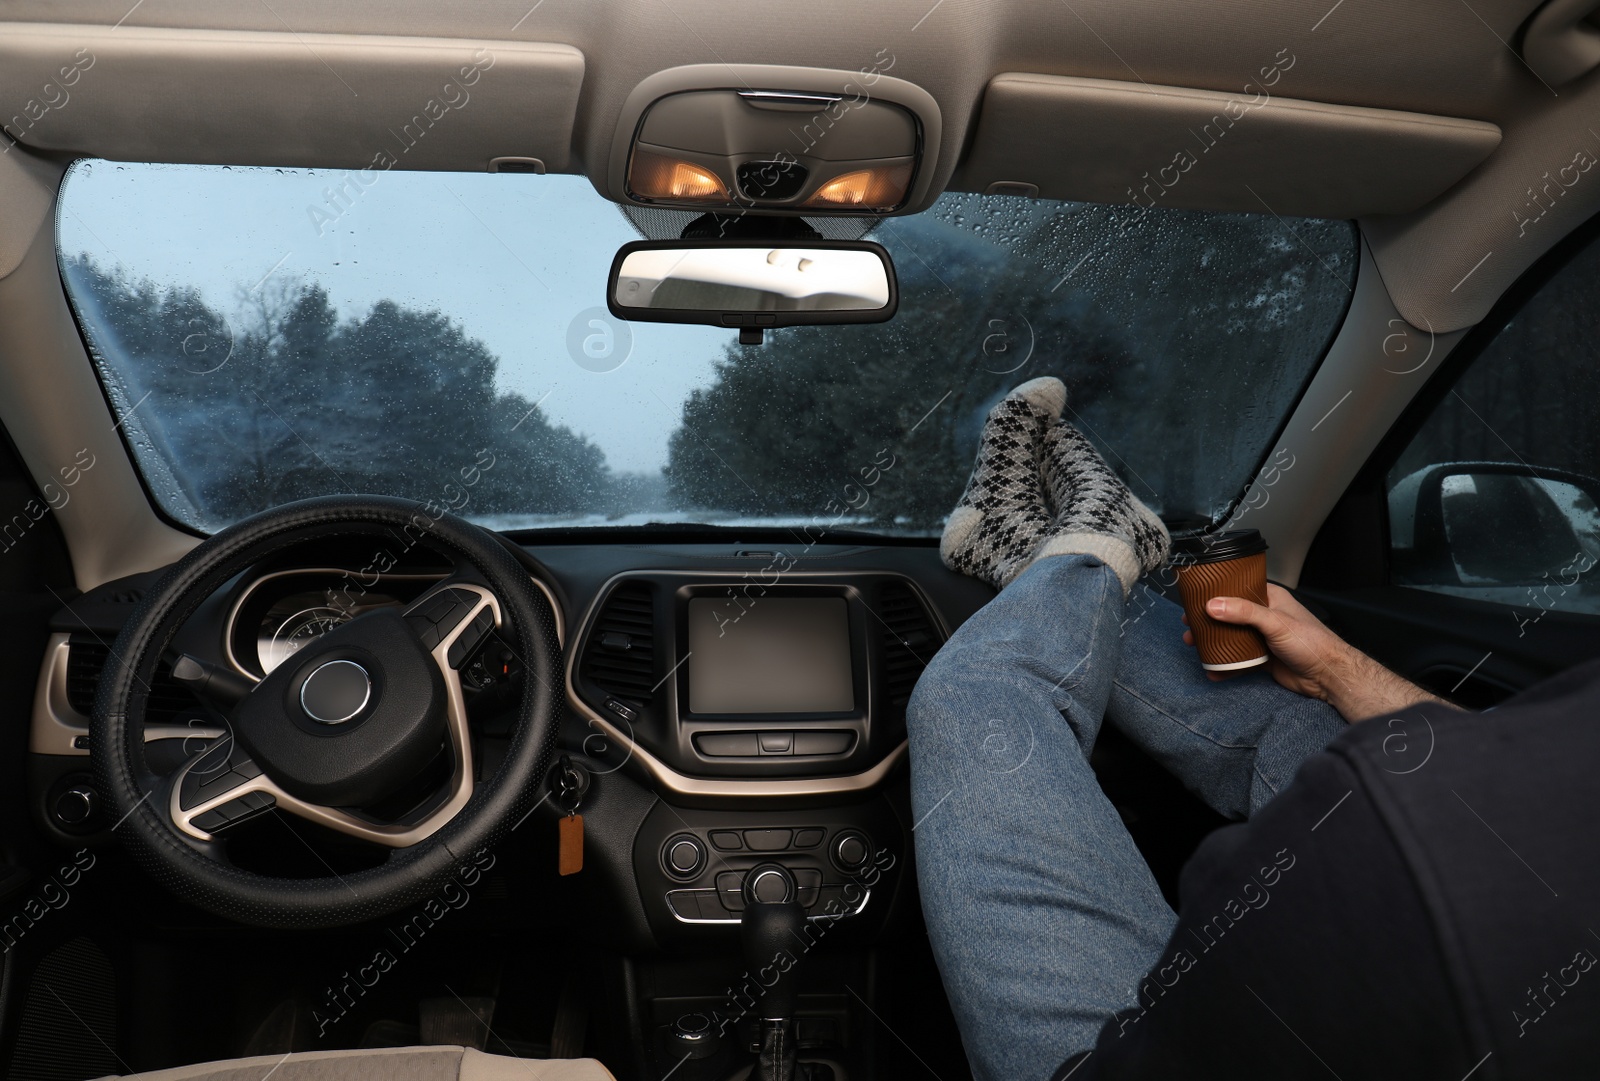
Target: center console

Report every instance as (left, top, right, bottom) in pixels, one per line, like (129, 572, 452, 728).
(570, 571, 943, 782)
(563, 567, 953, 1078)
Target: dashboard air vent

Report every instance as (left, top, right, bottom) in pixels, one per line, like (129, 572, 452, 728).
(581, 580, 657, 702)
(878, 580, 939, 714)
(65, 641, 201, 719)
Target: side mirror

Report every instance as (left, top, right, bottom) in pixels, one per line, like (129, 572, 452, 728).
(606, 240, 897, 336)
(1391, 461, 1600, 586)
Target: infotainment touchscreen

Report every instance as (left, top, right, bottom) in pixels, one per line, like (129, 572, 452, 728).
(686, 596, 854, 715)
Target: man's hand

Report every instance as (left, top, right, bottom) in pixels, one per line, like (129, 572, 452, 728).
(1183, 584, 1456, 722)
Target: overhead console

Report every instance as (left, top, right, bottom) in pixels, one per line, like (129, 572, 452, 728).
(603, 63, 946, 217)
(952, 73, 1503, 219)
(569, 571, 945, 784)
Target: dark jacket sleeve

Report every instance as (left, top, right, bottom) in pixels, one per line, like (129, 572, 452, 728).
(1056, 659, 1600, 1081)
(1054, 747, 1477, 1080)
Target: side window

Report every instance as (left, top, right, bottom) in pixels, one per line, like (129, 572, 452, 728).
(1386, 229, 1600, 619)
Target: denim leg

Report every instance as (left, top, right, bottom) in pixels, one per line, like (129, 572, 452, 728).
(1106, 585, 1348, 819)
(907, 555, 1177, 1081)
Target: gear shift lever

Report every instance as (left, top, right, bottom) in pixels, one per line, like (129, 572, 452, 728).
(740, 863, 805, 1081)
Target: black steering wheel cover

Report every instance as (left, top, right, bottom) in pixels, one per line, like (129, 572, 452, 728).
(90, 495, 562, 929)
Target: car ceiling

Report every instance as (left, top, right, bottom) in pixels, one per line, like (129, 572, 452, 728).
(0, 0, 1596, 589)
(3, 0, 1599, 330)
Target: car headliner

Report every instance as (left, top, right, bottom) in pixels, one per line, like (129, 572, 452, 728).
(0, 0, 1591, 587)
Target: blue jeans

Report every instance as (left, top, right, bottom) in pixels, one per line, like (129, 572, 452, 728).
(906, 555, 1345, 1080)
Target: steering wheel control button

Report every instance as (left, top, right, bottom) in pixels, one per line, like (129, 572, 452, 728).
(179, 740, 260, 810)
(663, 834, 706, 878)
(406, 614, 443, 650)
(415, 588, 474, 631)
(793, 828, 825, 848)
(300, 659, 372, 724)
(708, 830, 743, 850)
(744, 828, 793, 851)
(832, 831, 871, 873)
(192, 790, 276, 834)
(447, 607, 495, 668)
(743, 863, 796, 905)
(406, 588, 479, 651)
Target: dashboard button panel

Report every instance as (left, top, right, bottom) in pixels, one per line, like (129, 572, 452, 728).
(757, 732, 793, 754)
(744, 828, 792, 851)
(793, 731, 855, 756)
(694, 732, 760, 757)
(634, 802, 900, 933)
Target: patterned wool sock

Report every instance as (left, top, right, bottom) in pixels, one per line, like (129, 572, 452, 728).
(939, 377, 1067, 589)
(1029, 419, 1171, 594)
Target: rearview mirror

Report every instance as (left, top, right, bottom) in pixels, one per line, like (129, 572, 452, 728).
(606, 240, 897, 331)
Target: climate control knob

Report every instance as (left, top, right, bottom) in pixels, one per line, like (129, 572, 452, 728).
(831, 830, 871, 874)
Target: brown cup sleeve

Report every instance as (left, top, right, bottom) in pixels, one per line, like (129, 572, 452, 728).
(1174, 553, 1270, 669)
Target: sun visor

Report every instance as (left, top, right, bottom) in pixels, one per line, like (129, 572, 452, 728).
(0, 24, 584, 173)
(951, 73, 1502, 219)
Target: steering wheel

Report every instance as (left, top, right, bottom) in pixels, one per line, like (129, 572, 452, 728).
(90, 496, 562, 928)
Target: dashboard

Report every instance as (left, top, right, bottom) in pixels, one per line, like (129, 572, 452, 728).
(27, 535, 995, 947)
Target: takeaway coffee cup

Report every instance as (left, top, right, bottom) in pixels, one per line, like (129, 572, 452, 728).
(1172, 529, 1271, 672)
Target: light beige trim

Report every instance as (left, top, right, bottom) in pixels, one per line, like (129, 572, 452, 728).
(563, 568, 929, 800)
(666, 885, 871, 925)
(461, 1049, 616, 1081)
(1228, 241, 1467, 585)
(31, 633, 226, 755)
(577, 705, 910, 799)
(952, 73, 1501, 219)
(0, 136, 59, 281)
(223, 568, 475, 680)
(1522, 0, 1600, 87)
(100, 1045, 616, 1081)
(171, 584, 501, 847)
(0, 156, 199, 588)
(1364, 57, 1600, 333)
(0, 24, 584, 172)
(31, 570, 560, 757)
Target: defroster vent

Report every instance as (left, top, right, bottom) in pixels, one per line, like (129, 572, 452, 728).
(581, 580, 658, 703)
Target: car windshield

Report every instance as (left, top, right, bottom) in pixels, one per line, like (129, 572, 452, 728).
(58, 161, 1354, 537)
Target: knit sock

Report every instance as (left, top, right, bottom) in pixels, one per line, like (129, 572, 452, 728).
(939, 377, 1067, 589)
(1029, 419, 1170, 594)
